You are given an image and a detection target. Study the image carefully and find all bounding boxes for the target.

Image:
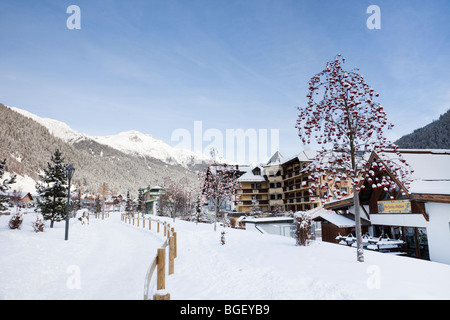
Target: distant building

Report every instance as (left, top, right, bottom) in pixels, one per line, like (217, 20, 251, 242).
(5, 190, 34, 207)
(140, 186, 165, 214)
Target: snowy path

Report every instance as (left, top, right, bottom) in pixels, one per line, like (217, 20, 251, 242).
(2, 213, 450, 300)
(0, 214, 164, 299)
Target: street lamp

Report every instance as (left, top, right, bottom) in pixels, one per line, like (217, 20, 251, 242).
(65, 164, 75, 241)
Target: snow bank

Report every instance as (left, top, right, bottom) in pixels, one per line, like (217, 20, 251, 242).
(1, 213, 450, 300)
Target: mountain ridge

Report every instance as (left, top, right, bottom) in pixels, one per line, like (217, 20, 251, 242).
(0, 104, 201, 196)
(9, 106, 211, 168)
(395, 109, 450, 149)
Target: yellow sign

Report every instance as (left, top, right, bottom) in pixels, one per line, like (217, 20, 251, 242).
(377, 200, 412, 214)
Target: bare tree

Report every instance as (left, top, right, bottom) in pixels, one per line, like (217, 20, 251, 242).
(200, 149, 239, 231)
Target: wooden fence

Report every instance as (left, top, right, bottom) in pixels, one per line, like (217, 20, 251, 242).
(120, 213, 177, 300)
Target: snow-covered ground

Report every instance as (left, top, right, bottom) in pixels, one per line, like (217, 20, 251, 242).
(1, 213, 450, 300)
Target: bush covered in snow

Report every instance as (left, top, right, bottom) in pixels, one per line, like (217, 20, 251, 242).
(8, 212, 23, 230)
(32, 214, 45, 233)
(294, 211, 312, 246)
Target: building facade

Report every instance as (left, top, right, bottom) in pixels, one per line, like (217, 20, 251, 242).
(140, 186, 165, 215)
(235, 150, 346, 213)
(321, 149, 450, 264)
(236, 166, 269, 213)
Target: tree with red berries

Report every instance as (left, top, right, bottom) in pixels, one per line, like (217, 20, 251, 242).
(200, 149, 239, 231)
(296, 55, 411, 262)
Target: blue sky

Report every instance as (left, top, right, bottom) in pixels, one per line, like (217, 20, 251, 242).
(0, 0, 449, 162)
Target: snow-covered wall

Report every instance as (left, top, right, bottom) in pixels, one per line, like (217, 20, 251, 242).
(427, 202, 450, 265)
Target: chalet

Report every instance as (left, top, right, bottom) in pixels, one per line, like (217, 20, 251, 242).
(319, 149, 450, 264)
(141, 186, 165, 214)
(6, 191, 34, 207)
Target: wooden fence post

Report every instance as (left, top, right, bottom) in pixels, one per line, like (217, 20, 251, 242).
(157, 248, 165, 290)
(153, 248, 170, 300)
(173, 231, 177, 259)
(169, 236, 174, 275)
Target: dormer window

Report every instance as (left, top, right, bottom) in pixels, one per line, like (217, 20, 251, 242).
(253, 168, 261, 176)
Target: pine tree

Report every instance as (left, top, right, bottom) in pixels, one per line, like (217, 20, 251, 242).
(125, 191, 133, 213)
(35, 149, 68, 228)
(0, 159, 16, 212)
(137, 188, 144, 213)
(94, 195, 102, 217)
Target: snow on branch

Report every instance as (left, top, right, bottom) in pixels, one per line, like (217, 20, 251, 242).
(296, 55, 412, 198)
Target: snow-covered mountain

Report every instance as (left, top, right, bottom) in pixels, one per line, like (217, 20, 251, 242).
(10, 106, 210, 168)
(91, 130, 210, 168)
(1, 104, 202, 195)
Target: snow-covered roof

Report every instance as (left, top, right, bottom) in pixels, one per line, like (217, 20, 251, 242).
(312, 212, 357, 228)
(237, 166, 266, 182)
(242, 217, 294, 224)
(265, 151, 285, 166)
(280, 150, 318, 165)
(384, 149, 450, 195)
(409, 180, 450, 195)
(396, 149, 450, 181)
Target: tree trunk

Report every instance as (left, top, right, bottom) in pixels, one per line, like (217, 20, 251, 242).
(353, 186, 364, 262)
(214, 197, 219, 232)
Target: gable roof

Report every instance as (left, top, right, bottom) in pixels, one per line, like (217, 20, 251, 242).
(280, 150, 319, 165)
(265, 151, 285, 166)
